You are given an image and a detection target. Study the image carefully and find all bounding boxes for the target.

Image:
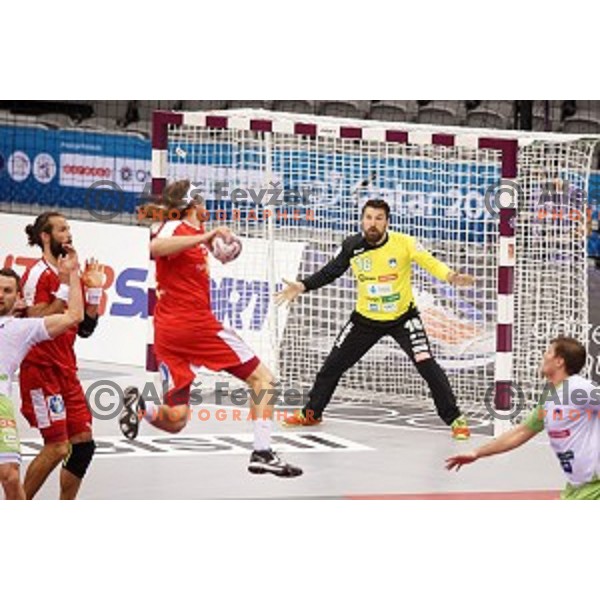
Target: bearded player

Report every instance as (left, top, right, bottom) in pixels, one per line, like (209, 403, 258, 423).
(19, 212, 105, 500)
(447, 337, 600, 500)
(276, 198, 473, 439)
(0, 252, 84, 500)
(119, 180, 302, 477)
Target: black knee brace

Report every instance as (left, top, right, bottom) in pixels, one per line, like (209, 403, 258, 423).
(63, 440, 96, 479)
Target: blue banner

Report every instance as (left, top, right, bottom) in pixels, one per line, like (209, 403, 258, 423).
(0, 125, 149, 213)
(1, 124, 598, 256)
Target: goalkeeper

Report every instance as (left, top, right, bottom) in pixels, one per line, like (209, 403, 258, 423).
(276, 199, 473, 439)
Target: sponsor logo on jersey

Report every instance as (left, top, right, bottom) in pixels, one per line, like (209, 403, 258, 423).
(388, 258, 398, 268)
(549, 429, 571, 439)
(0, 418, 16, 428)
(368, 303, 380, 312)
(368, 284, 393, 296)
(358, 274, 376, 282)
(378, 274, 398, 282)
(382, 303, 398, 313)
(353, 247, 366, 256)
(381, 292, 401, 303)
(48, 395, 66, 421)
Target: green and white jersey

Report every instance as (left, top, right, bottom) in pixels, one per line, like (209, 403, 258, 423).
(524, 375, 600, 487)
(0, 315, 50, 398)
(0, 315, 50, 463)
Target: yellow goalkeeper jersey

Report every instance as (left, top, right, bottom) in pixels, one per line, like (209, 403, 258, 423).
(302, 231, 451, 322)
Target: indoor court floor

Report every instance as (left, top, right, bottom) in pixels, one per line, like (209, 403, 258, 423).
(14, 362, 565, 500)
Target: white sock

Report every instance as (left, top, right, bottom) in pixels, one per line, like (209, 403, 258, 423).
(142, 400, 159, 423)
(253, 418, 272, 452)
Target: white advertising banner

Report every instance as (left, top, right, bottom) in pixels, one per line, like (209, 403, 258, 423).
(208, 236, 305, 371)
(0, 213, 305, 371)
(0, 213, 149, 366)
(59, 153, 115, 188)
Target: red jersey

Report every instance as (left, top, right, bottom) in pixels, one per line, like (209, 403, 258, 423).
(21, 258, 78, 372)
(152, 219, 215, 326)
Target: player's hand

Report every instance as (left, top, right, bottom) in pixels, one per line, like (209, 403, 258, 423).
(82, 258, 106, 288)
(445, 451, 478, 472)
(448, 273, 475, 287)
(275, 279, 305, 307)
(57, 245, 79, 278)
(11, 296, 27, 318)
(208, 226, 233, 244)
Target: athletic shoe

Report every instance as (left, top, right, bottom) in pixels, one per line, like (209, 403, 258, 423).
(248, 450, 303, 477)
(451, 415, 471, 441)
(282, 409, 322, 427)
(119, 386, 145, 440)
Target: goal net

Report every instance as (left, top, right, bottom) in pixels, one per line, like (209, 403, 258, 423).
(150, 109, 596, 431)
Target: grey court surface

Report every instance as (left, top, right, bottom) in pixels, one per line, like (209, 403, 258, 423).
(14, 366, 565, 500)
(12, 266, 600, 500)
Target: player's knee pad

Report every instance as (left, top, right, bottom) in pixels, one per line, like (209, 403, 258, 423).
(63, 440, 96, 479)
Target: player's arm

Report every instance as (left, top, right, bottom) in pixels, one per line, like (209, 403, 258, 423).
(43, 253, 85, 339)
(150, 225, 231, 258)
(446, 408, 543, 471)
(410, 237, 474, 287)
(78, 258, 105, 338)
(275, 239, 353, 306)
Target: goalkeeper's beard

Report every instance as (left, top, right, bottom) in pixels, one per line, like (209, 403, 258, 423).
(364, 228, 385, 245)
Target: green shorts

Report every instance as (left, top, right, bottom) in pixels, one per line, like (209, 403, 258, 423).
(561, 478, 600, 500)
(0, 394, 21, 465)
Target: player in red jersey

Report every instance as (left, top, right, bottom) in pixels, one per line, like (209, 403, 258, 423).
(120, 180, 302, 477)
(19, 212, 105, 500)
(0, 254, 84, 500)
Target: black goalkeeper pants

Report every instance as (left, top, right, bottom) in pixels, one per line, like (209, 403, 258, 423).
(303, 308, 462, 425)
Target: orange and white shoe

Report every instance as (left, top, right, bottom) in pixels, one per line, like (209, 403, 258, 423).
(282, 410, 322, 427)
(451, 415, 471, 441)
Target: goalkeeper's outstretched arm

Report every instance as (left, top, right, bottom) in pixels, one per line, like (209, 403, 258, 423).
(410, 236, 475, 287)
(275, 240, 352, 306)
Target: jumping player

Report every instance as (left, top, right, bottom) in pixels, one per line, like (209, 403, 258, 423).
(19, 212, 105, 500)
(0, 253, 84, 500)
(276, 198, 473, 439)
(120, 180, 302, 477)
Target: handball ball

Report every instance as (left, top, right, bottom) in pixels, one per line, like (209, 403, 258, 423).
(210, 234, 242, 264)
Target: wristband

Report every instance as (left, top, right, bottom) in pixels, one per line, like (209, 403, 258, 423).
(86, 288, 103, 306)
(55, 284, 70, 302)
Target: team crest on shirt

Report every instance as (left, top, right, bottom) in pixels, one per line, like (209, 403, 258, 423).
(47, 395, 65, 421)
(388, 258, 397, 268)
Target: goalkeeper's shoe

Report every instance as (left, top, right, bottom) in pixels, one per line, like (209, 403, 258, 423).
(119, 386, 145, 440)
(282, 409, 322, 427)
(451, 415, 471, 441)
(248, 450, 303, 477)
